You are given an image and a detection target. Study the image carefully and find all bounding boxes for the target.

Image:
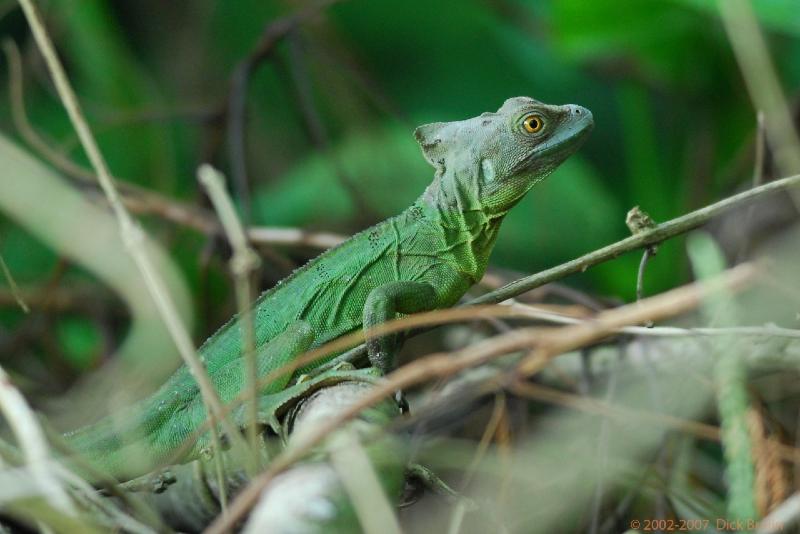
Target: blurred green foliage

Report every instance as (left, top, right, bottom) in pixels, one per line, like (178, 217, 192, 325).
(1, 0, 798, 373)
(55, 315, 101, 370)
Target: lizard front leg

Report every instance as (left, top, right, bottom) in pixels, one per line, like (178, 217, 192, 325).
(363, 281, 438, 410)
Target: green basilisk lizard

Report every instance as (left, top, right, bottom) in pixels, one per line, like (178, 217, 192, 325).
(65, 97, 593, 478)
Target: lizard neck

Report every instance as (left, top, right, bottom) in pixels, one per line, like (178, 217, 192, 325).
(415, 188, 504, 283)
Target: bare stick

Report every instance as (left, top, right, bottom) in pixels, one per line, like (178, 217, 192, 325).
(198, 164, 261, 460)
(635, 247, 656, 328)
(2, 39, 94, 184)
(471, 173, 800, 305)
(737, 111, 769, 262)
(246, 227, 344, 248)
(0, 251, 28, 313)
(16, 0, 241, 487)
(635, 247, 653, 302)
(506, 303, 800, 340)
(753, 111, 766, 187)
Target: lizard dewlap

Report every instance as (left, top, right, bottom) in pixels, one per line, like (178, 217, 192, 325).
(65, 96, 593, 479)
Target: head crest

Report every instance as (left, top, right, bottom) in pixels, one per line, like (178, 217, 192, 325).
(414, 121, 454, 173)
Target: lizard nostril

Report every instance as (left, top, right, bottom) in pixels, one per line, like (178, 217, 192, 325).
(573, 107, 581, 115)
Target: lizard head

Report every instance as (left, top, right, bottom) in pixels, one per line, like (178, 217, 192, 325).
(415, 96, 593, 217)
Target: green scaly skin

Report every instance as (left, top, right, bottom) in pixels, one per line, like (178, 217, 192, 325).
(65, 97, 593, 479)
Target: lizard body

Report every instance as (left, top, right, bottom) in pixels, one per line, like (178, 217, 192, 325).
(66, 97, 593, 478)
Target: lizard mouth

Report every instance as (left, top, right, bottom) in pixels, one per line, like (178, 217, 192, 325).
(510, 111, 594, 174)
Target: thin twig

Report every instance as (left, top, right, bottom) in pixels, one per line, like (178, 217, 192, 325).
(479, 272, 608, 311)
(198, 164, 262, 463)
(0, 251, 29, 313)
(224, 0, 344, 220)
(517, 263, 756, 375)
(2, 39, 95, 183)
(508, 303, 800, 344)
(471, 173, 800, 305)
(754, 111, 766, 187)
(16, 0, 242, 491)
(203, 264, 757, 533)
(0, 285, 110, 311)
(510, 382, 720, 443)
(246, 226, 344, 248)
(636, 247, 655, 328)
(627, 206, 657, 323)
(737, 111, 769, 262)
(636, 247, 654, 303)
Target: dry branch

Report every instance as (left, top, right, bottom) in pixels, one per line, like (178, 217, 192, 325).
(472, 173, 800, 305)
(198, 164, 262, 463)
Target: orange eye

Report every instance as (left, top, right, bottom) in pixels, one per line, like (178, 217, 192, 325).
(522, 115, 543, 133)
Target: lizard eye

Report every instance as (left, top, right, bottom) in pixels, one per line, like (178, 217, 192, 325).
(522, 114, 544, 134)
